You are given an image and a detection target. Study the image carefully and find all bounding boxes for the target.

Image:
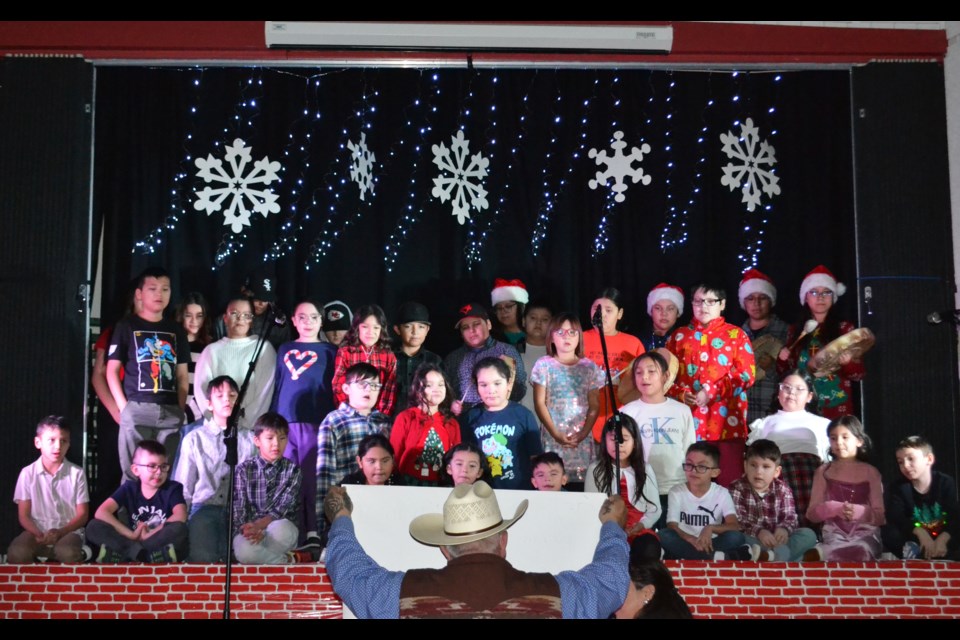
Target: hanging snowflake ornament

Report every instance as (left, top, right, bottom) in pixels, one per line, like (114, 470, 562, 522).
(347, 132, 376, 201)
(719, 118, 780, 212)
(431, 129, 489, 225)
(193, 138, 281, 233)
(587, 131, 652, 203)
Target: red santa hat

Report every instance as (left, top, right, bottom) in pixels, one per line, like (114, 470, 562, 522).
(799, 265, 846, 305)
(646, 283, 685, 316)
(491, 278, 530, 306)
(737, 268, 777, 310)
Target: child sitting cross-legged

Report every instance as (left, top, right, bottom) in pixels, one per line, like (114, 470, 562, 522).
(728, 439, 818, 561)
(8, 416, 91, 564)
(86, 439, 187, 563)
(232, 412, 304, 564)
(881, 435, 959, 560)
(660, 442, 752, 560)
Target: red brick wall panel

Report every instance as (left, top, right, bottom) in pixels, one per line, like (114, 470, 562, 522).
(0, 562, 957, 619)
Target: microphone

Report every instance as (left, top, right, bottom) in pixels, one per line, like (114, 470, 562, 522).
(269, 303, 287, 327)
(592, 304, 603, 328)
(926, 310, 959, 325)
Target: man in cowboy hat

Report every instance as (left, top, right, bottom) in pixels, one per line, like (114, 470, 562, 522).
(323, 482, 630, 619)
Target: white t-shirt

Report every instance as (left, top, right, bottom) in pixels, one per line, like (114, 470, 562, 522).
(751, 410, 831, 460)
(667, 482, 737, 537)
(620, 397, 695, 495)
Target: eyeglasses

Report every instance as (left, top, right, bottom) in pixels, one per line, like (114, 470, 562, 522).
(295, 314, 320, 323)
(351, 380, 382, 391)
(229, 311, 254, 321)
(691, 298, 721, 308)
(681, 462, 717, 474)
(133, 462, 171, 473)
(493, 302, 517, 313)
(806, 290, 833, 300)
(553, 329, 579, 338)
(779, 383, 809, 396)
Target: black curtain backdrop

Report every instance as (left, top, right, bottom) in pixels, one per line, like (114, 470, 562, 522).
(1, 58, 93, 547)
(95, 66, 856, 358)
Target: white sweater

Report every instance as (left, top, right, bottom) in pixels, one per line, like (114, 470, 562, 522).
(193, 336, 277, 430)
(750, 410, 831, 460)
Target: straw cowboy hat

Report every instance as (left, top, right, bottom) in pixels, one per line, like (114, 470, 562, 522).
(409, 481, 528, 547)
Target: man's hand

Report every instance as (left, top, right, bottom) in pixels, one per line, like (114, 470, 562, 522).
(598, 495, 627, 530)
(324, 487, 354, 523)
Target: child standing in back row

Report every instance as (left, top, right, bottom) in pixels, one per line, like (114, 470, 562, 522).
(531, 312, 604, 487)
(331, 304, 398, 416)
(461, 357, 543, 490)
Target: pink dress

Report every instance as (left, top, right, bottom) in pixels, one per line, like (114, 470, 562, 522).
(806, 460, 885, 561)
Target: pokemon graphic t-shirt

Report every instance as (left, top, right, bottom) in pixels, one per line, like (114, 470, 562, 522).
(461, 402, 543, 490)
(108, 316, 189, 404)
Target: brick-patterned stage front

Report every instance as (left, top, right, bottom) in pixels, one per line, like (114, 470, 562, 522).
(0, 561, 958, 619)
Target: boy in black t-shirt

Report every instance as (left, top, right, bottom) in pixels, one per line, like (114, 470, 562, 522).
(106, 267, 190, 481)
(86, 440, 188, 562)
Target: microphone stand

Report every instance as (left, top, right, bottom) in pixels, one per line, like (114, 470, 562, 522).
(592, 307, 624, 496)
(221, 305, 276, 619)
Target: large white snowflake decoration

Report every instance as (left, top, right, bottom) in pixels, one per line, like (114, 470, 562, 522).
(719, 118, 780, 212)
(347, 132, 376, 201)
(193, 138, 281, 233)
(431, 130, 489, 225)
(587, 131, 652, 203)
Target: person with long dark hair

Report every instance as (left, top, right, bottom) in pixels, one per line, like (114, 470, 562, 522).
(613, 559, 693, 619)
(585, 415, 661, 563)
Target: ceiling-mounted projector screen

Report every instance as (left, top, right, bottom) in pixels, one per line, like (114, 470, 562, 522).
(265, 21, 673, 54)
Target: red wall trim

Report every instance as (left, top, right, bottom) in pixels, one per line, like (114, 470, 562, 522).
(0, 22, 946, 65)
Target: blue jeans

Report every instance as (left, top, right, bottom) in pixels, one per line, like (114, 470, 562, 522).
(745, 528, 818, 561)
(659, 527, 747, 560)
(188, 504, 227, 562)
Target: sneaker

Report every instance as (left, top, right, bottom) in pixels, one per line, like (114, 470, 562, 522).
(285, 550, 314, 564)
(802, 545, 824, 562)
(95, 546, 124, 564)
(81, 544, 94, 563)
(750, 544, 775, 562)
(147, 544, 178, 563)
(728, 544, 753, 561)
(902, 541, 921, 560)
(295, 534, 323, 562)
(712, 550, 726, 560)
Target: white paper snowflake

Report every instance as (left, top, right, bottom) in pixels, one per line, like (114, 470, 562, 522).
(719, 118, 780, 212)
(347, 132, 376, 201)
(587, 131, 652, 203)
(193, 138, 281, 233)
(431, 130, 489, 225)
